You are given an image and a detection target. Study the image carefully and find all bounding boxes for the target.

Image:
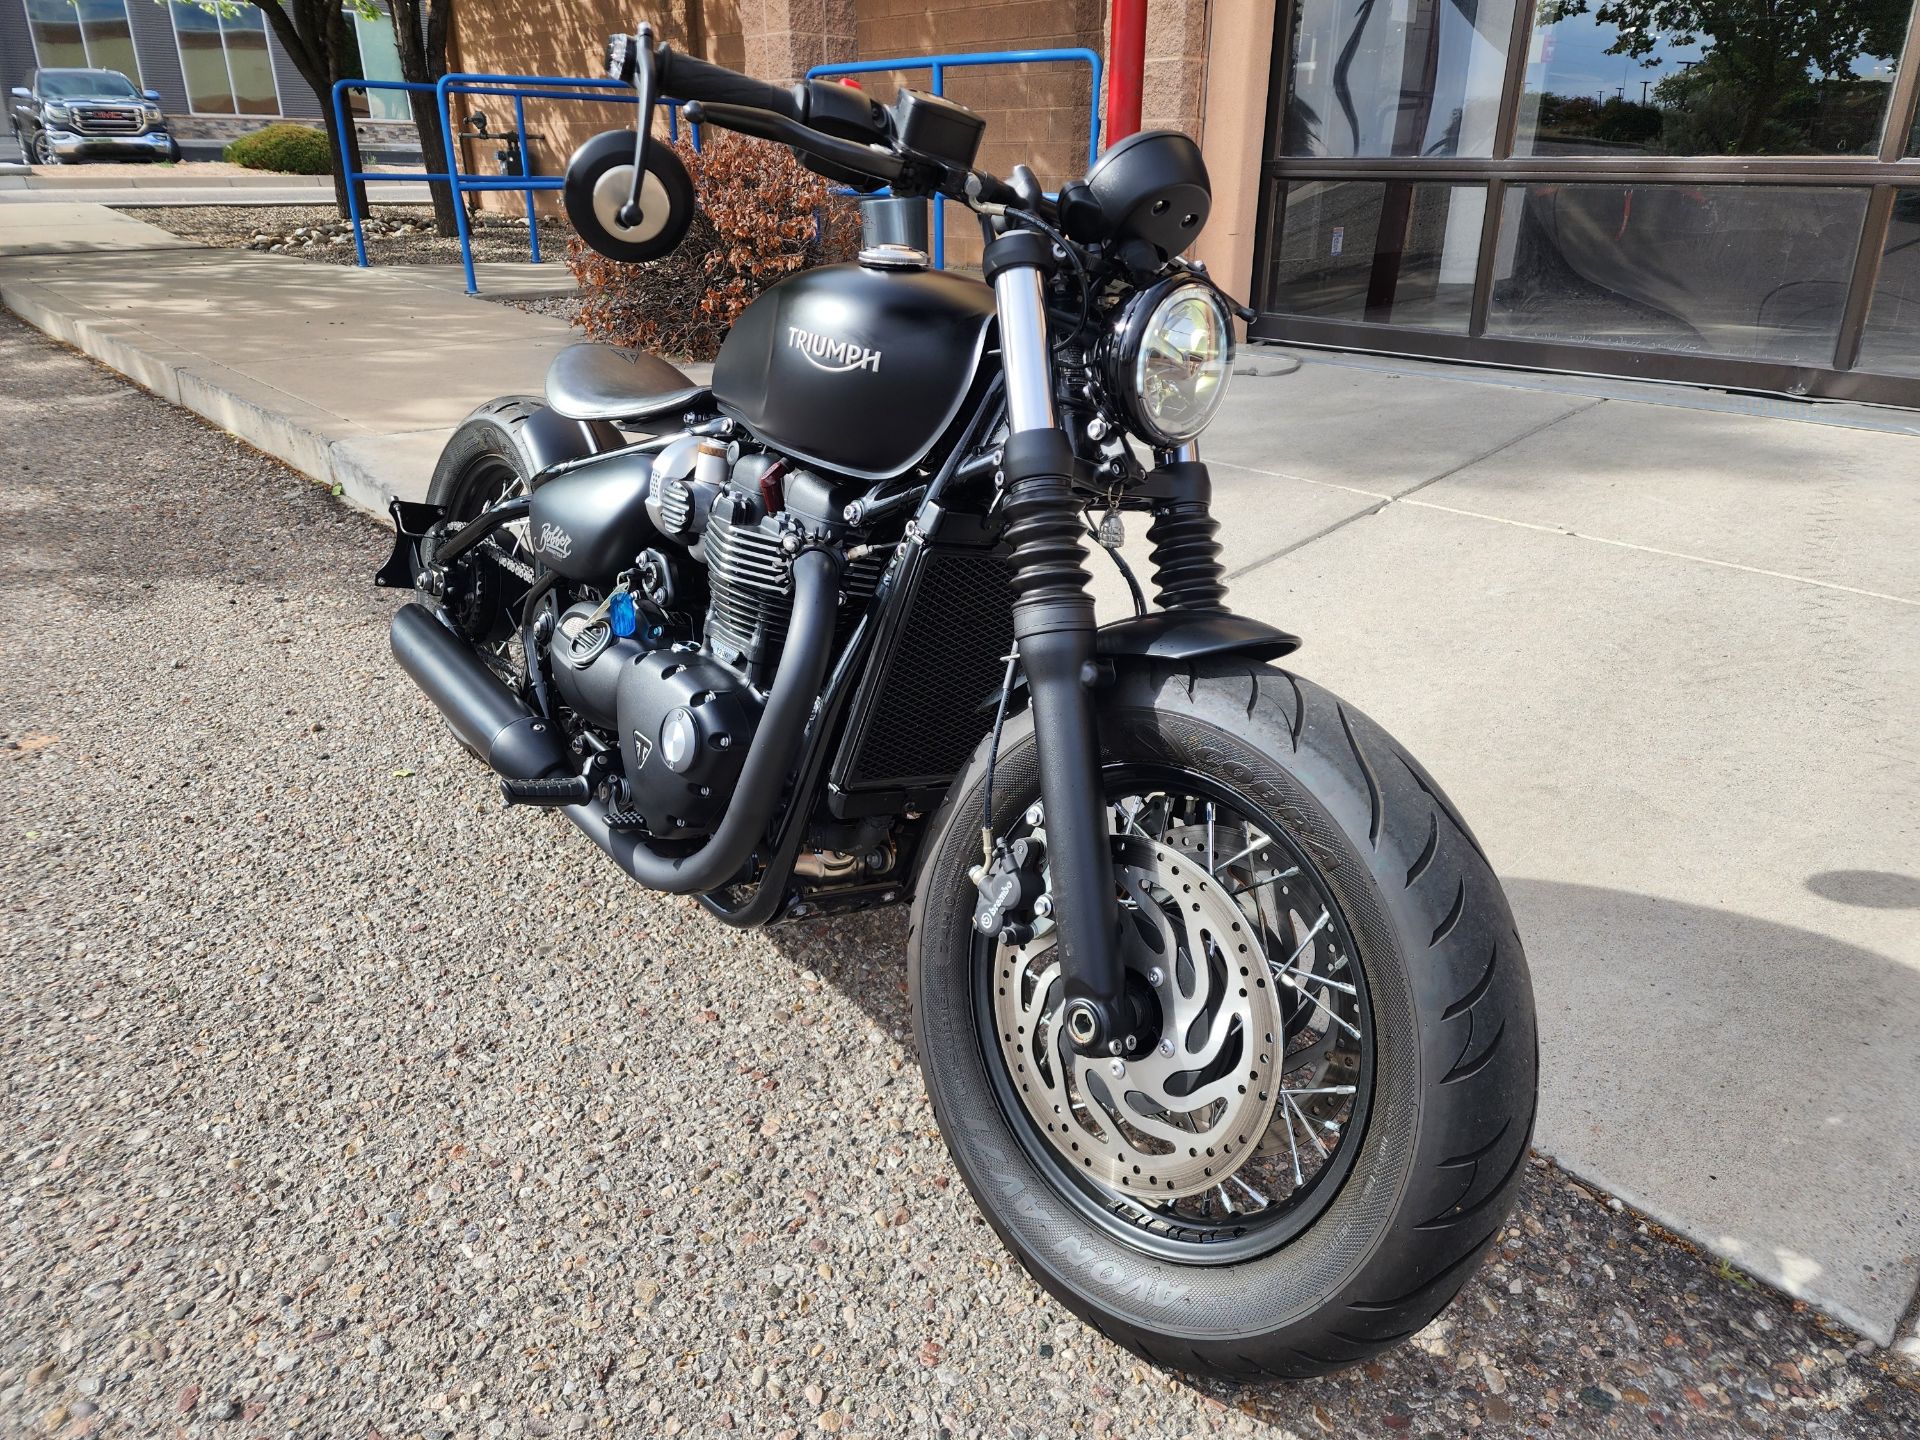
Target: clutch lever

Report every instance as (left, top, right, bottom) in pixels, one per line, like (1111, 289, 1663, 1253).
(618, 22, 658, 229)
(682, 100, 907, 188)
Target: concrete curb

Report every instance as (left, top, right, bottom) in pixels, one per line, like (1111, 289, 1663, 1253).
(0, 269, 441, 521)
(11, 171, 393, 190)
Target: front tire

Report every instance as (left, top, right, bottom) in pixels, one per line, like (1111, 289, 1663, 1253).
(907, 657, 1537, 1379)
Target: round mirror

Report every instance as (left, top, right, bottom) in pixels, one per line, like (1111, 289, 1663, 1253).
(562, 130, 694, 264)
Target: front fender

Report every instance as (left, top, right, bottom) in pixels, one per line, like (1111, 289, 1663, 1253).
(1096, 611, 1300, 663)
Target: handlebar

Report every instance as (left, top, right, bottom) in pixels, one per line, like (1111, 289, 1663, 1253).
(681, 101, 906, 187)
(655, 48, 803, 123)
(620, 34, 1034, 221)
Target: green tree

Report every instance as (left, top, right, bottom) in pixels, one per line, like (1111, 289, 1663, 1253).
(1536, 0, 1909, 151)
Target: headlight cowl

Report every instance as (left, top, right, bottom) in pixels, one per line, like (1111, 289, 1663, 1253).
(1108, 278, 1236, 447)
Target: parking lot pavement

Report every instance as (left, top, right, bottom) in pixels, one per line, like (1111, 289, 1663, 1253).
(7, 315, 1920, 1439)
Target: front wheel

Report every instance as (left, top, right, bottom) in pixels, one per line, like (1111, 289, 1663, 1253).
(907, 658, 1537, 1379)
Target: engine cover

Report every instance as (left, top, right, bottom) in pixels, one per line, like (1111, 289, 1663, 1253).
(615, 647, 760, 838)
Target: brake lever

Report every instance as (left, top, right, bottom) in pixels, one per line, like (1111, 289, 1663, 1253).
(681, 101, 907, 187)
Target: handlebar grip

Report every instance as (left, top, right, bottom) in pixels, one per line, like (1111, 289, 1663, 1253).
(655, 47, 803, 123)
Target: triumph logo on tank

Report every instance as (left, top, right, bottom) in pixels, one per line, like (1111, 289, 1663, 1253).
(786, 326, 882, 374)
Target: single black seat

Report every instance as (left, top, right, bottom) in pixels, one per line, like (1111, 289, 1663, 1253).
(544, 343, 710, 426)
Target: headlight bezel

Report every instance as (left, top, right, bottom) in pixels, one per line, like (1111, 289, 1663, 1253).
(43, 103, 73, 126)
(1105, 277, 1236, 448)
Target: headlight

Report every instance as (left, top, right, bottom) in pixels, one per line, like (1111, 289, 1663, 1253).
(1109, 279, 1235, 446)
(143, 104, 162, 121)
(44, 104, 72, 126)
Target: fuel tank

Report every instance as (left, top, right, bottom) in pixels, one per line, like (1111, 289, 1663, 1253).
(711, 260, 997, 481)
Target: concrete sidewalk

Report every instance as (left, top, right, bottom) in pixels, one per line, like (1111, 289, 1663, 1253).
(4, 199, 1918, 1353)
(0, 204, 600, 510)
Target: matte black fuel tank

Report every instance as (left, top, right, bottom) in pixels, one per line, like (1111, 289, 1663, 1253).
(711, 261, 997, 481)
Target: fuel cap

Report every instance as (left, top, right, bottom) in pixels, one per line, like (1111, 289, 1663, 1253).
(858, 243, 930, 270)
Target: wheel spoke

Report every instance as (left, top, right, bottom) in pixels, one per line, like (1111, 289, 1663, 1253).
(988, 777, 1370, 1249)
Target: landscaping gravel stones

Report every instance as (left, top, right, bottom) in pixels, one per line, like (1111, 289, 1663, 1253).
(115, 204, 573, 267)
(3, 308, 1918, 1438)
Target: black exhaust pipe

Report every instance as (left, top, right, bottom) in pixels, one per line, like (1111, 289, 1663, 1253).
(563, 546, 841, 895)
(389, 604, 569, 779)
(389, 548, 841, 898)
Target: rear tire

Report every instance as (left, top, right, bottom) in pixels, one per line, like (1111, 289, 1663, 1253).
(907, 657, 1537, 1379)
(424, 397, 546, 682)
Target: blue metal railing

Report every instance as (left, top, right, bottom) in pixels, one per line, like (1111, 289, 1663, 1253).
(329, 73, 698, 295)
(806, 48, 1102, 270)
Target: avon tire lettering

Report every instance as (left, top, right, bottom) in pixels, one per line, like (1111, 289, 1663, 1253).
(983, 1154, 1192, 1306)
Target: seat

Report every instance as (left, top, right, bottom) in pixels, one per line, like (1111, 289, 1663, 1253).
(544, 343, 711, 426)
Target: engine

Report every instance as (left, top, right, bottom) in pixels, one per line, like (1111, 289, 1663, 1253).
(544, 432, 887, 841)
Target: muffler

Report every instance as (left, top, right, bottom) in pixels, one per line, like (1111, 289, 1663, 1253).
(389, 604, 568, 779)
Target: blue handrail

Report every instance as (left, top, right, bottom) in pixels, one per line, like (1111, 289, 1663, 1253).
(329, 74, 698, 295)
(806, 48, 1102, 270)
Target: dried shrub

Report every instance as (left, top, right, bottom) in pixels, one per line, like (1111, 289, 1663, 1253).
(567, 133, 860, 361)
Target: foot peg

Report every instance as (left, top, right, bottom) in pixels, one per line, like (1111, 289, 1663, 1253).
(602, 808, 649, 832)
(500, 774, 591, 808)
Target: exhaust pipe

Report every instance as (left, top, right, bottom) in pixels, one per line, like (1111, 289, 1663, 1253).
(564, 546, 841, 894)
(389, 547, 841, 897)
(389, 604, 568, 779)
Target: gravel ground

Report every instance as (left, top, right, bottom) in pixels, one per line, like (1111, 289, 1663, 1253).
(4, 307, 1919, 1439)
(119, 204, 575, 268)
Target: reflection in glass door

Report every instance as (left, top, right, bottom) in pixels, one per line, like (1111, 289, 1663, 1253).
(1254, 0, 1920, 405)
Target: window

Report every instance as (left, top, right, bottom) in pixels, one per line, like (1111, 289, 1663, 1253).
(1266, 180, 1486, 333)
(169, 1, 279, 115)
(1275, 0, 1519, 159)
(1857, 190, 1920, 377)
(347, 6, 408, 121)
(1485, 183, 1871, 366)
(1514, 3, 1908, 158)
(27, 0, 140, 83)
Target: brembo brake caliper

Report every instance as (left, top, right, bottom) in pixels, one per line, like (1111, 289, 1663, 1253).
(970, 836, 1047, 946)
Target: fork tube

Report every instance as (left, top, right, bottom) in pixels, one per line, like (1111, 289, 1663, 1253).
(984, 231, 1130, 1058)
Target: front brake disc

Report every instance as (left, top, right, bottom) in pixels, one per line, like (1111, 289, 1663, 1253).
(991, 833, 1286, 1199)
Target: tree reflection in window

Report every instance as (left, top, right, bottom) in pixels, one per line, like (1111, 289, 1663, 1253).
(1520, 1, 1909, 156)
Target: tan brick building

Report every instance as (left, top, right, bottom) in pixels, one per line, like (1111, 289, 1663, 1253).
(441, 0, 1920, 407)
(443, 0, 1267, 296)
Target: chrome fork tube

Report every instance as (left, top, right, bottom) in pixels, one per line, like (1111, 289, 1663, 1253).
(993, 265, 1058, 433)
(981, 230, 1134, 1058)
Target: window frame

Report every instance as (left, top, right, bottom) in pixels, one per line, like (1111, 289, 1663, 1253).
(1251, 0, 1920, 405)
(23, 0, 142, 85)
(164, 0, 284, 119)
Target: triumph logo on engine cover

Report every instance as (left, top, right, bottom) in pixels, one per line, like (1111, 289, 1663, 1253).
(787, 326, 882, 374)
(535, 522, 573, 559)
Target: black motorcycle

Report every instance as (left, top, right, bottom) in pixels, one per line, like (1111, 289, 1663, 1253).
(378, 25, 1538, 1379)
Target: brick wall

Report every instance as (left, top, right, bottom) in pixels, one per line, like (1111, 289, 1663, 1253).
(446, 0, 697, 213)
(852, 0, 1104, 266)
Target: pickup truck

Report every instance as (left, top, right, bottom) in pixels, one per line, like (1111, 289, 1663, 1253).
(8, 67, 179, 165)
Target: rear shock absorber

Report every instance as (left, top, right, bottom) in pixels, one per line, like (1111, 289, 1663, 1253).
(1144, 452, 1229, 612)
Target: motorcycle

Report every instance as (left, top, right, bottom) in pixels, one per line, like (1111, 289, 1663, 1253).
(378, 24, 1538, 1379)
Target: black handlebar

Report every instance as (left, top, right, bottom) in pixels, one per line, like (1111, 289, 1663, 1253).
(634, 37, 1025, 215)
(655, 48, 803, 123)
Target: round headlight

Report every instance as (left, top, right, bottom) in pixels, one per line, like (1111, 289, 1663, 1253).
(1110, 279, 1235, 446)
